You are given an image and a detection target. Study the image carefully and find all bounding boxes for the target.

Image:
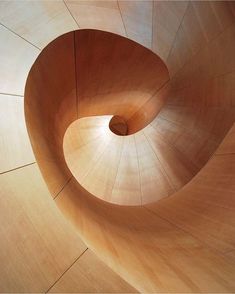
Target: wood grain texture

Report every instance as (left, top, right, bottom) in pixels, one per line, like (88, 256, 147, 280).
(49, 249, 138, 293)
(25, 7, 235, 290)
(75, 29, 169, 125)
(135, 130, 174, 204)
(56, 177, 235, 292)
(147, 153, 235, 253)
(25, 32, 77, 196)
(0, 164, 87, 293)
(216, 122, 235, 155)
(167, 0, 235, 76)
(1, 1, 235, 293)
(26, 29, 170, 205)
(111, 135, 141, 205)
(63, 116, 174, 205)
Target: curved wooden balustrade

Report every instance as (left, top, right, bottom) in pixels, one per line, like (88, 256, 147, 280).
(1, 1, 235, 292)
(25, 29, 173, 205)
(25, 5, 235, 290)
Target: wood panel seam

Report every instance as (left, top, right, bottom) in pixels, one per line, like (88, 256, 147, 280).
(157, 113, 227, 142)
(169, 16, 235, 80)
(143, 206, 234, 261)
(117, 1, 128, 37)
(134, 135, 143, 206)
(53, 176, 73, 200)
(45, 248, 88, 293)
(109, 137, 125, 201)
(78, 137, 115, 187)
(63, 0, 80, 29)
(0, 92, 24, 98)
(151, 0, 154, 51)
(126, 79, 170, 126)
(0, 23, 41, 51)
(0, 162, 36, 175)
(143, 130, 176, 192)
(166, 1, 190, 62)
(150, 122, 201, 171)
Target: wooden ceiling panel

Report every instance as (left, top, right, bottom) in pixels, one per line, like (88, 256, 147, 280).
(49, 249, 137, 293)
(0, 0, 78, 49)
(0, 94, 35, 173)
(65, 0, 126, 36)
(0, 164, 86, 292)
(118, 0, 152, 48)
(152, 1, 188, 61)
(0, 25, 39, 95)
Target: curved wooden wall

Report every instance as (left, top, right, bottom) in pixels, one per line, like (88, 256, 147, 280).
(25, 30, 171, 205)
(1, 0, 235, 292)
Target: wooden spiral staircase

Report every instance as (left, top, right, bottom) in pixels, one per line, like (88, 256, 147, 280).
(1, 1, 235, 292)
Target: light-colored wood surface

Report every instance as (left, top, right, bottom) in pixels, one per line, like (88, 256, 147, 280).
(26, 29, 171, 206)
(24, 2, 235, 291)
(0, 94, 35, 173)
(0, 163, 136, 293)
(56, 177, 235, 292)
(135, 130, 174, 204)
(80, 131, 124, 202)
(0, 0, 78, 49)
(147, 152, 235, 253)
(0, 164, 87, 292)
(49, 249, 138, 293)
(167, 0, 235, 76)
(65, 0, 126, 36)
(64, 116, 178, 205)
(0, 24, 39, 95)
(152, 1, 189, 61)
(111, 135, 141, 205)
(63, 117, 114, 184)
(1, 1, 235, 293)
(118, 0, 153, 49)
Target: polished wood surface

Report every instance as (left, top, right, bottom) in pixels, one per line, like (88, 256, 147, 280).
(75, 29, 169, 123)
(1, 1, 235, 292)
(26, 29, 170, 205)
(25, 31, 77, 196)
(56, 176, 235, 292)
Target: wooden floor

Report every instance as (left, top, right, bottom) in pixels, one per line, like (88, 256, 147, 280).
(0, 1, 235, 293)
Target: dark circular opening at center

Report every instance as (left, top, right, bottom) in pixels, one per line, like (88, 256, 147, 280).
(109, 116, 128, 136)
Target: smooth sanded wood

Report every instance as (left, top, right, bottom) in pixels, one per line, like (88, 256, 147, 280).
(49, 249, 138, 293)
(0, 0, 78, 49)
(0, 164, 87, 292)
(0, 94, 35, 173)
(1, 1, 235, 293)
